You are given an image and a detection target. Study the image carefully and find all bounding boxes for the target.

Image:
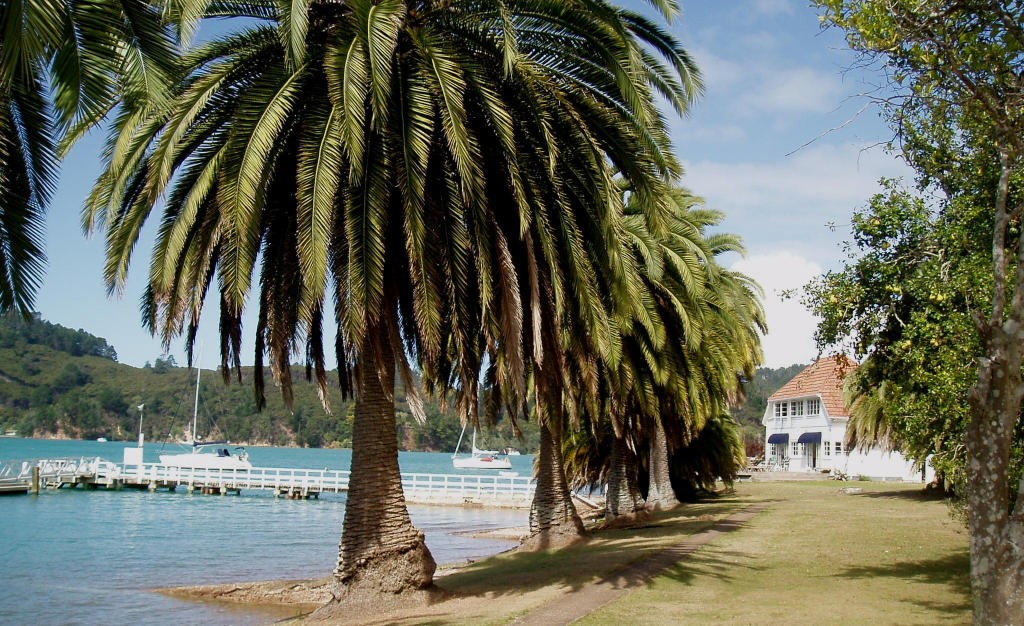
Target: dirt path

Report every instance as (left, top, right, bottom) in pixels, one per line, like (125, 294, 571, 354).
(509, 503, 768, 626)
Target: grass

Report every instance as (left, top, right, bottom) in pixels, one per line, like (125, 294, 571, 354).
(577, 482, 970, 626)
(279, 481, 971, 625)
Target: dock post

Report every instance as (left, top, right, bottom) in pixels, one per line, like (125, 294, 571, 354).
(31, 466, 39, 495)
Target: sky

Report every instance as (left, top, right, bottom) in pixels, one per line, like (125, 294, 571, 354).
(34, 0, 913, 370)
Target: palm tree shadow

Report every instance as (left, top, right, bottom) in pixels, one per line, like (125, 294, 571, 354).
(838, 552, 971, 614)
(434, 498, 769, 600)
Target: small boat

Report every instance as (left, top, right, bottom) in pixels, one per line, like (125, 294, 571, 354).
(451, 426, 512, 470)
(96, 437, 108, 442)
(503, 447, 521, 456)
(159, 363, 252, 471)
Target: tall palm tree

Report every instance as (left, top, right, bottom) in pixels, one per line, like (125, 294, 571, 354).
(646, 257, 764, 509)
(87, 0, 699, 596)
(559, 186, 764, 517)
(0, 0, 177, 312)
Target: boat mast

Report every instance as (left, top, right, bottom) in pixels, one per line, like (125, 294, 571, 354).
(137, 404, 144, 447)
(191, 365, 201, 445)
(453, 424, 467, 459)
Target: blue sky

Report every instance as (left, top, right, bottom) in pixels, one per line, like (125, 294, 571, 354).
(34, 0, 910, 370)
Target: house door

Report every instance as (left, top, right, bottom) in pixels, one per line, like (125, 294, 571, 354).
(805, 444, 818, 469)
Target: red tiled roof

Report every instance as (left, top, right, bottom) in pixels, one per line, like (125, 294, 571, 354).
(768, 355, 857, 418)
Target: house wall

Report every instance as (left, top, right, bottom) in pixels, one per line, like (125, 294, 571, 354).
(763, 400, 931, 482)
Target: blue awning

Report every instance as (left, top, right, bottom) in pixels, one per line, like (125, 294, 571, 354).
(767, 433, 789, 444)
(797, 432, 822, 444)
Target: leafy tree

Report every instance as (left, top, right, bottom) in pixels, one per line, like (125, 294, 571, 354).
(816, 2, 1024, 620)
(804, 182, 1001, 490)
(52, 363, 91, 392)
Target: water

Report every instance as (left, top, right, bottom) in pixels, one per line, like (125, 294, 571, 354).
(0, 438, 532, 625)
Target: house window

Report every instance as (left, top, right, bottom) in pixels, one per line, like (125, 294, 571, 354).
(835, 441, 843, 455)
(791, 401, 804, 416)
(807, 398, 821, 415)
(791, 442, 800, 456)
(824, 441, 831, 456)
(775, 402, 788, 418)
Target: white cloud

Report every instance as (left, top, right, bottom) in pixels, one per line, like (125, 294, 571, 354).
(731, 251, 821, 368)
(690, 47, 743, 92)
(682, 142, 913, 267)
(739, 67, 845, 115)
(738, 30, 780, 52)
(751, 0, 795, 16)
(680, 122, 747, 143)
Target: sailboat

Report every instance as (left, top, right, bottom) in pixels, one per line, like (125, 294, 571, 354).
(451, 425, 512, 470)
(158, 364, 252, 470)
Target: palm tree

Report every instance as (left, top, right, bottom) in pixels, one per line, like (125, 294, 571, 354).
(559, 186, 764, 516)
(646, 258, 764, 509)
(668, 411, 747, 501)
(0, 0, 177, 312)
(87, 0, 699, 596)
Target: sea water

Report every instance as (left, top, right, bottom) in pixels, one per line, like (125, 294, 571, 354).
(0, 438, 532, 625)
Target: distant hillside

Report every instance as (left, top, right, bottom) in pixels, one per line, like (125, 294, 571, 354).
(731, 363, 809, 455)
(0, 314, 533, 452)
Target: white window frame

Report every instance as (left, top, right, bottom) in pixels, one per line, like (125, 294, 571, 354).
(824, 441, 831, 456)
(835, 441, 843, 455)
(807, 398, 821, 415)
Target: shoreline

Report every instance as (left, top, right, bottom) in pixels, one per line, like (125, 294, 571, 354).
(155, 526, 533, 617)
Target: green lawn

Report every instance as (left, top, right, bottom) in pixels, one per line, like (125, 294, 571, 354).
(373, 481, 970, 625)
(578, 482, 970, 626)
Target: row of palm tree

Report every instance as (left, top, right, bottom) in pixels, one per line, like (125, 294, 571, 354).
(560, 187, 764, 521)
(2, 0, 764, 605)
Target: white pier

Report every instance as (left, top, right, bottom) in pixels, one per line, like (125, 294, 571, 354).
(0, 457, 536, 508)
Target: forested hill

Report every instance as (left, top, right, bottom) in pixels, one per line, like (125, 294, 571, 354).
(0, 314, 530, 452)
(0, 314, 800, 453)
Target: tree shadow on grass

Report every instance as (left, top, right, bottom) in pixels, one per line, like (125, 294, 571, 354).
(838, 551, 971, 614)
(853, 488, 950, 502)
(436, 499, 770, 600)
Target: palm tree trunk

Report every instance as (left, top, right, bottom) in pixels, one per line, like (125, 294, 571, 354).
(646, 420, 678, 510)
(529, 416, 585, 541)
(335, 322, 435, 595)
(605, 434, 645, 521)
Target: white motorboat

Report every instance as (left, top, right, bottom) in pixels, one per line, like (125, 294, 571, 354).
(158, 364, 252, 470)
(451, 426, 512, 470)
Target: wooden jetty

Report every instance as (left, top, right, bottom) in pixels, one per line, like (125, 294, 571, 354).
(0, 456, 536, 508)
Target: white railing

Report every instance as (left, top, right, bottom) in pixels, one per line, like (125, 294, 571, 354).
(122, 463, 352, 492)
(35, 457, 120, 479)
(119, 462, 535, 499)
(0, 457, 536, 504)
(401, 472, 535, 500)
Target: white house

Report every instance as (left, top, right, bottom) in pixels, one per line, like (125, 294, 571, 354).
(762, 356, 931, 482)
